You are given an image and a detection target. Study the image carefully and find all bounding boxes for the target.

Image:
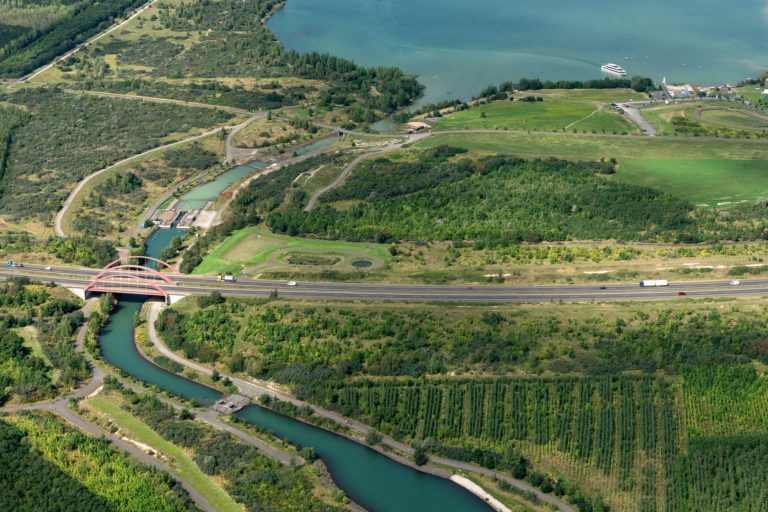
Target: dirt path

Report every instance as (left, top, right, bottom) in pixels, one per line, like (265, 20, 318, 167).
(16, 0, 158, 86)
(0, 299, 216, 512)
(147, 303, 575, 512)
(65, 89, 251, 116)
(304, 132, 428, 211)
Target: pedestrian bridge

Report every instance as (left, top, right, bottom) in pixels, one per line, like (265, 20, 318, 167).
(68, 256, 185, 304)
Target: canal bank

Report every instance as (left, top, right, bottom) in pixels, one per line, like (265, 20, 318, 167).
(95, 225, 494, 512)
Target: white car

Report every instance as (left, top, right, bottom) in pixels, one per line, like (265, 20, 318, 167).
(44, 266, 52, 270)
(730, 280, 741, 286)
(286, 281, 297, 287)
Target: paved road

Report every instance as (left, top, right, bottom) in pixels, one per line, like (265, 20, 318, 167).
(16, 0, 157, 85)
(3, 265, 766, 304)
(147, 303, 574, 512)
(54, 126, 233, 237)
(304, 133, 429, 211)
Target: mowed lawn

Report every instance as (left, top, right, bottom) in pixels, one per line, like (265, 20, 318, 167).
(415, 132, 768, 204)
(619, 159, 768, 205)
(433, 99, 635, 133)
(193, 225, 391, 275)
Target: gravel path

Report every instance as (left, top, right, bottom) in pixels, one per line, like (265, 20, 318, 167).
(147, 303, 576, 512)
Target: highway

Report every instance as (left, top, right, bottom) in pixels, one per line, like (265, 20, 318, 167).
(2, 264, 767, 303)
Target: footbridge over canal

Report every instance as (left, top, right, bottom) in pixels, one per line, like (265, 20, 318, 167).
(66, 256, 186, 304)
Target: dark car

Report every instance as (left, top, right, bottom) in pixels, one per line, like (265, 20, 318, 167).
(598, 286, 607, 290)
(677, 291, 687, 296)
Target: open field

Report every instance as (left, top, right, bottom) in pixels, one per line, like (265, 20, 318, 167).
(640, 101, 768, 136)
(83, 394, 242, 512)
(414, 132, 768, 204)
(193, 225, 391, 275)
(433, 90, 638, 133)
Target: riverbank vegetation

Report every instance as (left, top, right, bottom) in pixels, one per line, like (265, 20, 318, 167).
(156, 294, 768, 511)
(0, 412, 200, 511)
(83, 382, 350, 511)
(0, 87, 231, 226)
(0, 278, 85, 405)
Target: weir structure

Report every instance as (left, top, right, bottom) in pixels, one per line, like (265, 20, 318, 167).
(74, 256, 184, 304)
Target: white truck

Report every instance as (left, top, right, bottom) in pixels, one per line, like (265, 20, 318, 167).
(639, 279, 669, 287)
(218, 274, 236, 283)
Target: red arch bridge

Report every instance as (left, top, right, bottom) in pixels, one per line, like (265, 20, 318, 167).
(78, 256, 184, 304)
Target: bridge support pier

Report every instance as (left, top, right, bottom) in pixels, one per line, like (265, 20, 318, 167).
(66, 287, 86, 300)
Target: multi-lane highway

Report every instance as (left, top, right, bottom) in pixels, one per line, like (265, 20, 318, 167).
(2, 264, 767, 303)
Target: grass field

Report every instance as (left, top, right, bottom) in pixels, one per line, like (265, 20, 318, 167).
(432, 88, 641, 133)
(620, 159, 768, 204)
(84, 395, 242, 512)
(414, 132, 768, 204)
(641, 101, 768, 135)
(193, 225, 391, 275)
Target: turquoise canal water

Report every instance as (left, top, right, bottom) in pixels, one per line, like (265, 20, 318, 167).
(269, 0, 768, 105)
(96, 227, 491, 510)
(174, 161, 265, 211)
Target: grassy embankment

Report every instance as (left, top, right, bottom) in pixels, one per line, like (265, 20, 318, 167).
(82, 395, 242, 512)
(192, 225, 391, 276)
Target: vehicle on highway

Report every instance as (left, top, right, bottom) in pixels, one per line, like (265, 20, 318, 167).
(218, 274, 236, 283)
(6, 260, 22, 267)
(598, 286, 607, 290)
(287, 281, 297, 287)
(639, 279, 668, 287)
(677, 291, 687, 296)
(44, 266, 52, 270)
(730, 280, 741, 286)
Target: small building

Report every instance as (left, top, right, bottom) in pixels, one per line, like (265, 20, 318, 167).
(404, 121, 431, 133)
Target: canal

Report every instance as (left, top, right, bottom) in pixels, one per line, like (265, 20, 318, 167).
(96, 215, 492, 511)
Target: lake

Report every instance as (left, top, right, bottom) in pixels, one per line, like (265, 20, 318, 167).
(269, 0, 768, 104)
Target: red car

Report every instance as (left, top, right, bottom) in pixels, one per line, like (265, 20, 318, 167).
(677, 291, 687, 296)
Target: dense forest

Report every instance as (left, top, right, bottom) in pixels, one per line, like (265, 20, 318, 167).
(0, 278, 86, 405)
(0, 0, 145, 77)
(1, 87, 230, 222)
(157, 298, 768, 388)
(264, 150, 768, 245)
(0, 412, 200, 511)
(117, 386, 347, 511)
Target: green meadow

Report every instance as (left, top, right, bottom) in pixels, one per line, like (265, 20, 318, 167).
(414, 132, 768, 204)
